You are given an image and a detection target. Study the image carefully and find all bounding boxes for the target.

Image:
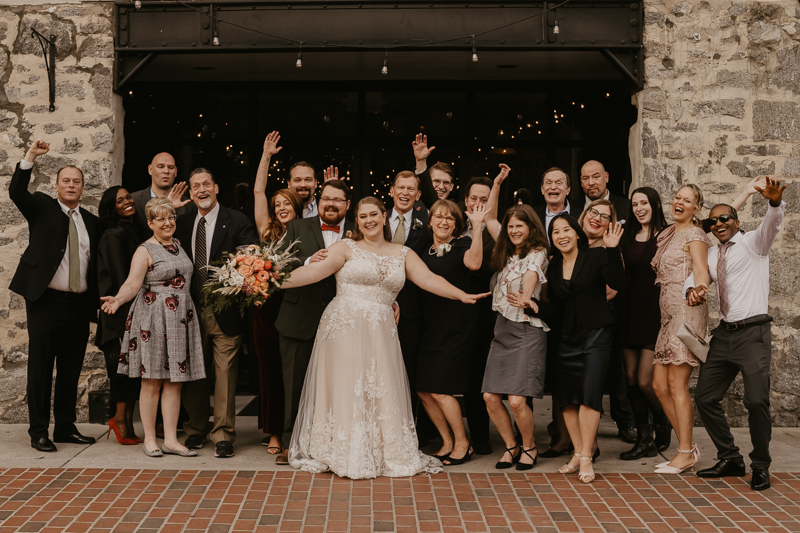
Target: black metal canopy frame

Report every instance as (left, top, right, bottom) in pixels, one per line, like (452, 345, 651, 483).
(114, 0, 643, 91)
(31, 28, 57, 112)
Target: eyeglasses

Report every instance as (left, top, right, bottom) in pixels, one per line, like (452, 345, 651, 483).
(709, 214, 737, 225)
(587, 208, 612, 222)
(431, 214, 455, 223)
(320, 197, 347, 205)
(152, 216, 176, 224)
(467, 196, 488, 203)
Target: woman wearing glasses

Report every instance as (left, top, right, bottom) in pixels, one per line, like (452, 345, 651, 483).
(416, 199, 487, 465)
(100, 197, 205, 458)
(579, 200, 617, 248)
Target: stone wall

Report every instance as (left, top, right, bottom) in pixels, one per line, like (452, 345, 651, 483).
(0, 0, 123, 423)
(633, 0, 800, 426)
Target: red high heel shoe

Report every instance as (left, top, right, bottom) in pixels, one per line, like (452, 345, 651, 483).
(108, 418, 138, 445)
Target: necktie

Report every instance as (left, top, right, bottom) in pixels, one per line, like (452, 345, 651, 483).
(68, 209, 80, 292)
(321, 224, 340, 233)
(393, 215, 405, 245)
(717, 240, 736, 318)
(193, 217, 207, 302)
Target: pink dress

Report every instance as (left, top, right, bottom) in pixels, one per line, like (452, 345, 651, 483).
(654, 226, 711, 367)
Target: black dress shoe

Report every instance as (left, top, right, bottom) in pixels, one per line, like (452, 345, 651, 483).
(540, 444, 574, 458)
(696, 459, 746, 478)
(185, 434, 207, 449)
(473, 442, 493, 455)
(31, 437, 57, 452)
(617, 426, 637, 444)
(751, 468, 770, 491)
(214, 441, 235, 458)
(53, 432, 95, 445)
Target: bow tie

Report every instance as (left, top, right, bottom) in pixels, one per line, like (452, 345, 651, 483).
(321, 224, 340, 233)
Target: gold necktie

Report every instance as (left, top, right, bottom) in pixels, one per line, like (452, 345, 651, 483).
(393, 214, 405, 245)
(68, 209, 80, 292)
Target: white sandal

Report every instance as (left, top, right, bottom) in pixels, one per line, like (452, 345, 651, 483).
(578, 456, 595, 484)
(558, 453, 581, 474)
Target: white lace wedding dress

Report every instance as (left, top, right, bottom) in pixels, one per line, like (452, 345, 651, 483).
(288, 239, 443, 479)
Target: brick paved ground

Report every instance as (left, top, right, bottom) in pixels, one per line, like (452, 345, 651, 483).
(1, 468, 799, 533)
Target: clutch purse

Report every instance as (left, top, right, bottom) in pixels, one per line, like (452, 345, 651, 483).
(677, 320, 711, 363)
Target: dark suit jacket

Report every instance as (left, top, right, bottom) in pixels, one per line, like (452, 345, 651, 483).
(8, 163, 100, 319)
(576, 192, 630, 223)
(175, 203, 259, 336)
(392, 207, 431, 321)
(274, 216, 356, 341)
(131, 186, 194, 236)
(546, 246, 626, 339)
(418, 167, 460, 209)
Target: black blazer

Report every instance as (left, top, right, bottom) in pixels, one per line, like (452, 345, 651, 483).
(546, 246, 626, 338)
(131, 186, 194, 236)
(8, 163, 100, 317)
(418, 167, 460, 209)
(576, 192, 630, 223)
(95, 224, 143, 347)
(392, 207, 431, 321)
(175, 203, 259, 336)
(274, 216, 356, 341)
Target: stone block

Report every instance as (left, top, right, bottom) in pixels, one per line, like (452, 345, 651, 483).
(642, 122, 658, 159)
(725, 157, 775, 177)
(645, 11, 665, 28)
(711, 135, 728, 160)
(717, 69, 758, 89)
(770, 45, 800, 95)
(690, 99, 746, 118)
(767, 249, 800, 301)
(90, 66, 112, 108)
(17, 16, 75, 60)
(752, 100, 800, 141)
(703, 182, 737, 195)
(35, 154, 74, 177)
(90, 132, 112, 152)
(77, 36, 113, 60)
(673, 122, 698, 132)
(61, 137, 83, 154)
(42, 123, 63, 134)
(751, 182, 799, 216)
(749, 21, 782, 46)
(642, 87, 667, 118)
(729, 3, 748, 18)
(735, 144, 780, 156)
(55, 81, 86, 101)
(782, 146, 800, 177)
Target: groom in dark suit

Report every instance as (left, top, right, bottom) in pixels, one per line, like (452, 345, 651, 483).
(9, 139, 100, 452)
(175, 168, 258, 458)
(274, 180, 354, 463)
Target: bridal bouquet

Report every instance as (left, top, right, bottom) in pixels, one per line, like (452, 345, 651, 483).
(203, 237, 300, 316)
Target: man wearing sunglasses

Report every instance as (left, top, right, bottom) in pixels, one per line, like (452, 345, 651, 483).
(685, 176, 786, 491)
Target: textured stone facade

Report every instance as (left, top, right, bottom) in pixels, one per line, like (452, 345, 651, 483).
(0, 0, 797, 427)
(0, 0, 123, 423)
(632, 0, 800, 426)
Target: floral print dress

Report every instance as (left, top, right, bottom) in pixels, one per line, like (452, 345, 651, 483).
(118, 241, 205, 382)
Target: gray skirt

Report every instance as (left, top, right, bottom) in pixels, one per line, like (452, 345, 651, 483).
(481, 315, 547, 398)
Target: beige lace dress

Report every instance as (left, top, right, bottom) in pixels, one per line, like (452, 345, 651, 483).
(654, 226, 711, 367)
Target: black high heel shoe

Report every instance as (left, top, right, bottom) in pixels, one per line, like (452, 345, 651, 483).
(592, 447, 600, 462)
(444, 446, 473, 466)
(539, 443, 574, 458)
(495, 445, 521, 469)
(516, 447, 538, 471)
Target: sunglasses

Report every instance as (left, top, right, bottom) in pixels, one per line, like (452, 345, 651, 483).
(709, 214, 736, 225)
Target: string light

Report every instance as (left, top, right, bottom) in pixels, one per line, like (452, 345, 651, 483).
(296, 44, 303, 68)
(381, 51, 388, 75)
(134, 0, 141, 9)
(553, 9, 560, 34)
(471, 36, 478, 62)
(213, 31, 220, 46)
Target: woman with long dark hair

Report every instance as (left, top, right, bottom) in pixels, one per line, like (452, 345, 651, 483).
(617, 187, 671, 459)
(96, 186, 146, 445)
(252, 130, 304, 455)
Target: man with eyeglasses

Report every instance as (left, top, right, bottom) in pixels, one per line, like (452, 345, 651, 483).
(533, 167, 581, 233)
(273, 180, 355, 465)
(686, 177, 786, 491)
(412, 134, 459, 207)
(175, 168, 259, 459)
(579, 160, 629, 223)
(287, 161, 319, 218)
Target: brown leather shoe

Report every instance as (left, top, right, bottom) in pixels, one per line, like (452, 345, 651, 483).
(275, 450, 289, 465)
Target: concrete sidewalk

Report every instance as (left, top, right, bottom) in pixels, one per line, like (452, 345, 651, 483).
(2, 396, 797, 474)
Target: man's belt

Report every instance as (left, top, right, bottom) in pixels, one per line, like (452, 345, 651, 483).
(720, 315, 773, 331)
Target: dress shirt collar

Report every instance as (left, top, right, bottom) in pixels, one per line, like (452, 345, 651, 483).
(197, 201, 220, 226)
(546, 200, 570, 217)
(391, 208, 412, 224)
(57, 198, 79, 215)
(585, 191, 610, 210)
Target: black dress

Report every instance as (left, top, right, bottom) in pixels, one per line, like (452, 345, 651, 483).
(416, 237, 476, 395)
(622, 239, 661, 348)
(254, 292, 285, 437)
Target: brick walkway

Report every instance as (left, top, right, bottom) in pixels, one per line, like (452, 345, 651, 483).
(1, 468, 799, 533)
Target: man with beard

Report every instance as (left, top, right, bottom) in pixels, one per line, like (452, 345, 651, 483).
(688, 177, 786, 491)
(132, 152, 192, 235)
(412, 134, 459, 207)
(287, 161, 319, 218)
(533, 167, 581, 233)
(274, 180, 355, 465)
(176, 168, 258, 458)
(579, 160, 629, 222)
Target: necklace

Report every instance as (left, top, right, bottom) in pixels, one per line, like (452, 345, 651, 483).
(154, 236, 179, 255)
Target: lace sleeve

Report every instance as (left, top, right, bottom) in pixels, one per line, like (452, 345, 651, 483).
(686, 226, 712, 248)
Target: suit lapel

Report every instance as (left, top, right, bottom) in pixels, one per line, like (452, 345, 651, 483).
(310, 216, 325, 250)
(569, 250, 588, 286)
(209, 206, 229, 260)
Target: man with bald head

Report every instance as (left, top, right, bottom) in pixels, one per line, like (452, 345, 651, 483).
(579, 160, 629, 222)
(131, 152, 192, 234)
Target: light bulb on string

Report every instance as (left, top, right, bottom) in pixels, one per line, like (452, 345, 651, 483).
(471, 36, 478, 62)
(296, 43, 303, 68)
(381, 51, 388, 75)
(134, 0, 141, 8)
(553, 10, 560, 35)
(213, 32, 220, 46)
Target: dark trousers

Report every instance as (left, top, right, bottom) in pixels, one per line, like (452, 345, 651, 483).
(101, 339, 141, 406)
(26, 290, 91, 440)
(279, 334, 315, 449)
(607, 345, 635, 429)
(695, 318, 772, 469)
(464, 306, 494, 446)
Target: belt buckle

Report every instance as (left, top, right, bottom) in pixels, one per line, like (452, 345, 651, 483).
(726, 321, 741, 330)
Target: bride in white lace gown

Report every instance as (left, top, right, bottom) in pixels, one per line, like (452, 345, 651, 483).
(281, 197, 489, 479)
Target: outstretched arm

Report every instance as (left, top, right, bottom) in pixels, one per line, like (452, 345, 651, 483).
(750, 176, 787, 256)
(730, 175, 767, 211)
(254, 131, 283, 239)
(281, 241, 349, 289)
(485, 164, 510, 240)
(405, 250, 490, 303)
(10, 139, 50, 219)
(100, 246, 152, 314)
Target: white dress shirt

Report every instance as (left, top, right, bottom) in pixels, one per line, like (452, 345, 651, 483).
(544, 201, 571, 233)
(303, 198, 318, 219)
(584, 190, 610, 210)
(191, 202, 220, 264)
(303, 217, 346, 265)
(389, 209, 413, 242)
(684, 201, 785, 322)
(50, 199, 91, 293)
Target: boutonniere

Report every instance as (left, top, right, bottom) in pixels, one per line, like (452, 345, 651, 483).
(345, 230, 353, 239)
(412, 218, 424, 231)
(435, 243, 452, 257)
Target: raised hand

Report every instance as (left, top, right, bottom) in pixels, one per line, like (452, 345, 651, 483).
(412, 133, 435, 162)
(263, 131, 282, 157)
(167, 182, 191, 209)
(603, 222, 624, 248)
(745, 175, 767, 195)
(460, 291, 491, 304)
(494, 163, 510, 186)
(754, 176, 787, 205)
(466, 202, 488, 227)
(323, 166, 339, 182)
(100, 295, 121, 315)
(25, 139, 50, 161)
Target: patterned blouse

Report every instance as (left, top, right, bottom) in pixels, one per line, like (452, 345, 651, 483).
(492, 249, 549, 330)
